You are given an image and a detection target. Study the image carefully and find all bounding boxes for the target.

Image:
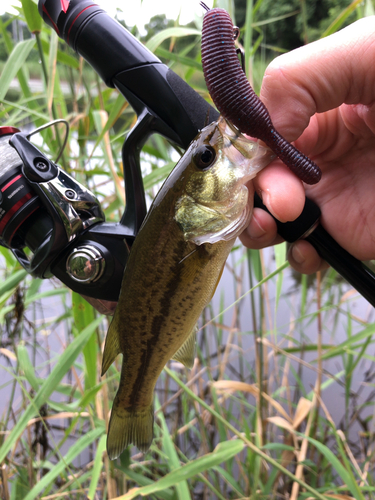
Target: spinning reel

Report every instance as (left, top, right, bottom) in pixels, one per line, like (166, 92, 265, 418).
(0, 123, 136, 311)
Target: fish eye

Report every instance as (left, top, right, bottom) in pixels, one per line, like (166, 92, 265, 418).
(193, 145, 216, 170)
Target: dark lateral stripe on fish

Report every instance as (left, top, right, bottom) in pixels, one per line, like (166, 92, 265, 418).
(128, 241, 187, 405)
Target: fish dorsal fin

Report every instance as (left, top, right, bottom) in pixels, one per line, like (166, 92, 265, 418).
(101, 317, 122, 376)
(171, 325, 197, 369)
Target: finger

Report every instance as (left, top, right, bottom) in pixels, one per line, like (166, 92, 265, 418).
(260, 17, 375, 141)
(287, 240, 329, 274)
(340, 101, 375, 138)
(254, 161, 306, 223)
(239, 207, 284, 249)
(241, 160, 305, 250)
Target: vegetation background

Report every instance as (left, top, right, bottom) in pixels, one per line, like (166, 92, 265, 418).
(1, 0, 375, 498)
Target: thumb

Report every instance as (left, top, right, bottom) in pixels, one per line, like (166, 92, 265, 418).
(260, 16, 375, 141)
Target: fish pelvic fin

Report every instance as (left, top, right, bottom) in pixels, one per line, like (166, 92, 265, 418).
(101, 317, 122, 376)
(107, 402, 154, 460)
(171, 325, 197, 369)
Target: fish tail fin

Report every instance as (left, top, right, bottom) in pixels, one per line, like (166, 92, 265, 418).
(107, 401, 154, 459)
(101, 317, 122, 376)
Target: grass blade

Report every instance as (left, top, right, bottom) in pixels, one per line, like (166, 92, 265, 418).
(87, 434, 107, 500)
(321, 322, 375, 360)
(0, 316, 103, 463)
(117, 468, 175, 500)
(121, 440, 244, 499)
(23, 427, 104, 500)
(72, 292, 97, 390)
(21, 0, 42, 33)
(274, 241, 286, 308)
(46, 30, 58, 112)
(146, 27, 200, 52)
(0, 269, 27, 296)
(295, 432, 366, 500)
(155, 47, 202, 69)
(164, 367, 329, 500)
(16, 342, 39, 392)
(0, 38, 35, 100)
(155, 397, 192, 500)
(321, 0, 363, 37)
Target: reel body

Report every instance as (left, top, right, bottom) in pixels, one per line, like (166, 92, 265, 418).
(0, 126, 134, 303)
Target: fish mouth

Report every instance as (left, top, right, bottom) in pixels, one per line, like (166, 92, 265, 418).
(218, 116, 274, 170)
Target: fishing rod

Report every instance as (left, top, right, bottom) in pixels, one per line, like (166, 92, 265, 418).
(0, 0, 219, 313)
(0, 0, 374, 309)
(253, 194, 375, 307)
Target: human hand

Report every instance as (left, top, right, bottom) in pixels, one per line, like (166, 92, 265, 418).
(240, 16, 375, 274)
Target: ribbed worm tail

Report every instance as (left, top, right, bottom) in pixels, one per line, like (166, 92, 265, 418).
(265, 130, 322, 185)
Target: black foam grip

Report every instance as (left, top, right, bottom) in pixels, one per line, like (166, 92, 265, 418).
(166, 70, 219, 135)
(253, 193, 321, 242)
(306, 225, 375, 307)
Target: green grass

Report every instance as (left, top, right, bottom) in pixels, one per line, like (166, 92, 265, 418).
(1, 0, 375, 499)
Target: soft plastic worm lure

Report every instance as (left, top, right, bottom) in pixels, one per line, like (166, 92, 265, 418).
(200, 2, 321, 185)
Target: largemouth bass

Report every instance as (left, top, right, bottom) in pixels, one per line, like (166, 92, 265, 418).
(102, 117, 272, 459)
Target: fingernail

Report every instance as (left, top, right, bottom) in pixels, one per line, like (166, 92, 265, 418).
(291, 244, 305, 264)
(248, 214, 267, 239)
(261, 190, 270, 209)
(261, 190, 278, 219)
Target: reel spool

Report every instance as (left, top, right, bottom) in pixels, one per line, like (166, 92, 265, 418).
(0, 127, 45, 251)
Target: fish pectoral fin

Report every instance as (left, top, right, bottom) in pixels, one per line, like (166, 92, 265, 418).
(101, 317, 122, 376)
(171, 325, 197, 369)
(209, 261, 225, 302)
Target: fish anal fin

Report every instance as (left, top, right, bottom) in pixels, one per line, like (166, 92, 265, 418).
(107, 401, 154, 459)
(101, 318, 122, 376)
(171, 325, 197, 369)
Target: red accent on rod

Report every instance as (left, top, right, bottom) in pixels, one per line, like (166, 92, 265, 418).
(61, 0, 70, 13)
(67, 4, 97, 45)
(42, 5, 60, 35)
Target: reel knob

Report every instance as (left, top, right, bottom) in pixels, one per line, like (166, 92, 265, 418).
(66, 244, 106, 283)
